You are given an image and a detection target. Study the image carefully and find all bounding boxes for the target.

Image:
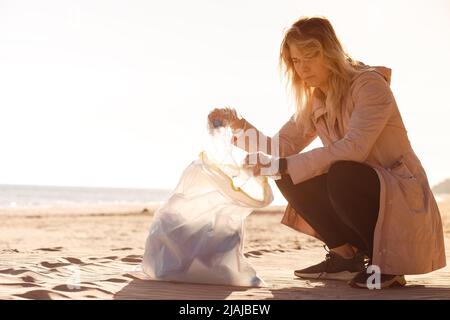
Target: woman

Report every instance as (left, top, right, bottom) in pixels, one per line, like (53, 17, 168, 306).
(208, 16, 446, 289)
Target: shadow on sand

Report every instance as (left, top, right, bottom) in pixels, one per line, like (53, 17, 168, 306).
(114, 276, 450, 300)
(113, 278, 248, 300)
(267, 278, 450, 300)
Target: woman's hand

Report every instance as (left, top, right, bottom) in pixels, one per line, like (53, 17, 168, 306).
(243, 152, 280, 177)
(207, 107, 244, 131)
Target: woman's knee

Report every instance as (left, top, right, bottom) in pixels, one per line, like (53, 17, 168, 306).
(327, 160, 370, 182)
(328, 160, 361, 175)
(327, 161, 365, 196)
(326, 160, 379, 199)
(327, 160, 352, 185)
(275, 173, 302, 193)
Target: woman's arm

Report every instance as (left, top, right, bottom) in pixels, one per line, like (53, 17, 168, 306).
(232, 115, 317, 157)
(285, 71, 395, 184)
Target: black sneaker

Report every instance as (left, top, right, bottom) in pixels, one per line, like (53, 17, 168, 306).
(348, 268, 406, 289)
(294, 247, 368, 281)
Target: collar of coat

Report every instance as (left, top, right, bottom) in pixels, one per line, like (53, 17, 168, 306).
(310, 65, 392, 123)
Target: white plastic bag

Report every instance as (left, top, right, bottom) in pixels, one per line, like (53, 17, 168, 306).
(141, 147, 273, 287)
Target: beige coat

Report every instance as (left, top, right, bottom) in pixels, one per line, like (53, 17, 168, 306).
(244, 66, 446, 275)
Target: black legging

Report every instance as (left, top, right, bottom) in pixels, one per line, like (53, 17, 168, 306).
(275, 160, 380, 258)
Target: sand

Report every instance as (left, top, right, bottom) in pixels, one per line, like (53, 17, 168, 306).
(1, 202, 449, 300)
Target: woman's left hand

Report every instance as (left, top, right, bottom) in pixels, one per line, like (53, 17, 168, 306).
(243, 152, 280, 177)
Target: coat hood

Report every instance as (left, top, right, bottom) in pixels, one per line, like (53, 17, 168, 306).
(370, 65, 392, 85)
(352, 64, 392, 85)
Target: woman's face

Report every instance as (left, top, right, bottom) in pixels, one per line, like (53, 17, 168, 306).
(289, 44, 330, 92)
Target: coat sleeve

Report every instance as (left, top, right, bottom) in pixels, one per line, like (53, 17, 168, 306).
(275, 115, 317, 157)
(286, 72, 395, 184)
(237, 115, 317, 157)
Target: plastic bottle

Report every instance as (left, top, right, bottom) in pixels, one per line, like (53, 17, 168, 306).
(207, 119, 252, 188)
(208, 118, 281, 181)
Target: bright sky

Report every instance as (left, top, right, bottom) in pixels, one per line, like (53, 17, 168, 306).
(1, 0, 449, 204)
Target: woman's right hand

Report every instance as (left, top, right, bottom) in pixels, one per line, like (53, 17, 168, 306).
(207, 107, 244, 131)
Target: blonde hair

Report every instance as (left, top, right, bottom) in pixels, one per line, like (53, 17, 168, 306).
(279, 16, 368, 133)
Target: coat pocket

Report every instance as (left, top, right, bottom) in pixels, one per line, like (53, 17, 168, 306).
(388, 159, 427, 213)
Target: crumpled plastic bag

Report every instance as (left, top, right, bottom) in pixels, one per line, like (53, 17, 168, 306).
(141, 149, 273, 287)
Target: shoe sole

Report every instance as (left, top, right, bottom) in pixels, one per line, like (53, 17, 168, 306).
(350, 275, 407, 289)
(294, 270, 360, 281)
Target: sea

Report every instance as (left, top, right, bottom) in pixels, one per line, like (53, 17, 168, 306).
(0, 184, 171, 213)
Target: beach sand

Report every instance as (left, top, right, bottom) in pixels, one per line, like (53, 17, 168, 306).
(1, 202, 449, 300)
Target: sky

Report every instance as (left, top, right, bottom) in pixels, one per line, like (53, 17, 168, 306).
(1, 0, 449, 204)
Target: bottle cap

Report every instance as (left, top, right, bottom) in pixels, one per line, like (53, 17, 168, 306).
(213, 119, 223, 128)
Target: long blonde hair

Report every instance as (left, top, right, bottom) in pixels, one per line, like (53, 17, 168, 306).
(279, 16, 368, 133)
